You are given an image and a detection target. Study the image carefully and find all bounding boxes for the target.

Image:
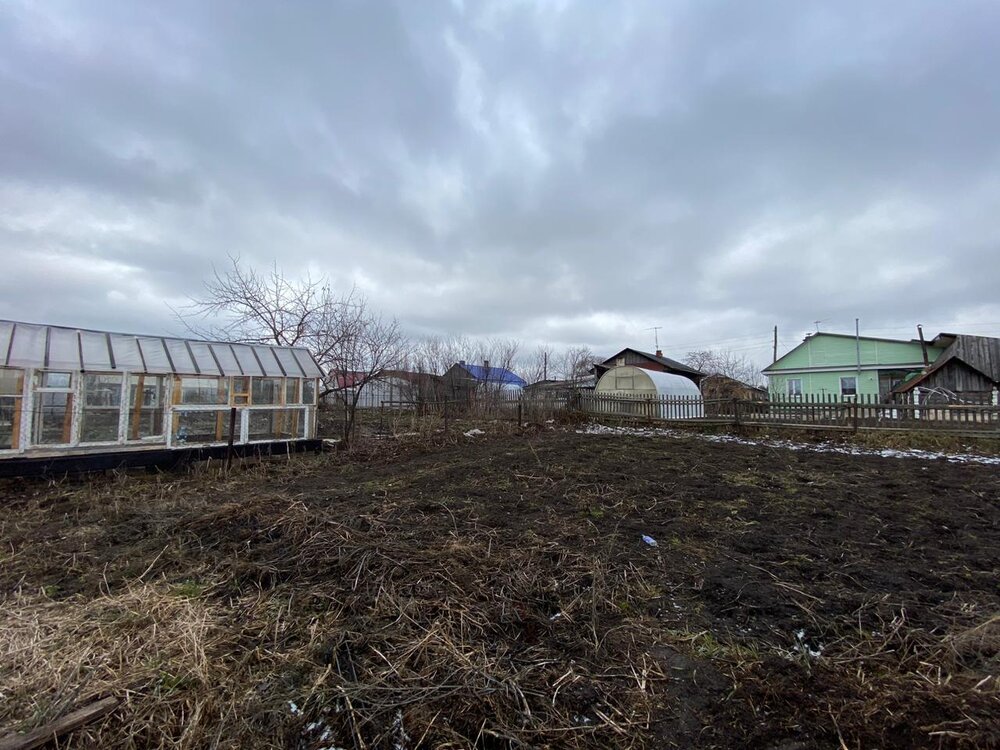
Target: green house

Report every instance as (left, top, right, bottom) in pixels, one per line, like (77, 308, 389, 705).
(763, 333, 944, 400)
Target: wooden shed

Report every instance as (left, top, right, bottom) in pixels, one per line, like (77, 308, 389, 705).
(893, 334, 1000, 403)
(0, 320, 323, 476)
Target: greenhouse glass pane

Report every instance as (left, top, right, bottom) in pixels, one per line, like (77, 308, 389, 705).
(80, 374, 123, 443)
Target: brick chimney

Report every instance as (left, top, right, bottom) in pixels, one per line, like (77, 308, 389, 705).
(655, 349, 663, 358)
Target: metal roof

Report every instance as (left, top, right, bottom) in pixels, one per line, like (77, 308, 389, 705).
(0, 319, 323, 378)
(457, 363, 527, 387)
(601, 348, 704, 377)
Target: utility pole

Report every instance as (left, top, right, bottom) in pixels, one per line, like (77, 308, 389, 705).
(772, 325, 778, 363)
(543, 351, 548, 381)
(855, 318, 862, 388)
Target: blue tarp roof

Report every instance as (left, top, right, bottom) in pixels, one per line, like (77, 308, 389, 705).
(459, 363, 526, 386)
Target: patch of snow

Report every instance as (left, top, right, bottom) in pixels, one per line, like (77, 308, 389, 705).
(576, 423, 1000, 466)
(393, 709, 409, 750)
(792, 628, 824, 659)
(463, 428, 486, 437)
(292, 703, 343, 748)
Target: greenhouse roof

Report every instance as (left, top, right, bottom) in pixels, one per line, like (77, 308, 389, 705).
(0, 319, 323, 378)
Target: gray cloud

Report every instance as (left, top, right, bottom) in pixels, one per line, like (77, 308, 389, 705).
(1, 0, 999, 365)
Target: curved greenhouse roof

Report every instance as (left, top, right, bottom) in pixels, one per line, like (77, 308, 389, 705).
(0, 319, 323, 378)
(595, 366, 702, 397)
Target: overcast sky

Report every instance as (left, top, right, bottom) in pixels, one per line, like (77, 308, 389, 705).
(2, 0, 999, 365)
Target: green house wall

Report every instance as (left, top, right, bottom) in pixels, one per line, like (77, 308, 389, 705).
(764, 334, 944, 398)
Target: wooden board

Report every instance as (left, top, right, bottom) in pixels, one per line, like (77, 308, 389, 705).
(0, 696, 118, 750)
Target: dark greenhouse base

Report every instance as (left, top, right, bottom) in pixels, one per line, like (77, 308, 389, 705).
(0, 439, 323, 478)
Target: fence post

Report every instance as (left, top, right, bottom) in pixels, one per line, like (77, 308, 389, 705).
(443, 399, 449, 433)
(851, 400, 859, 433)
(732, 398, 741, 428)
(517, 399, 522, 427)
(226, 406, 238, 471)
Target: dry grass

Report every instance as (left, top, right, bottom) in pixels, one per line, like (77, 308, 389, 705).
(0, 448, 666, 748)
(2, 426, 999, 748)
(1, 585, 225, 748)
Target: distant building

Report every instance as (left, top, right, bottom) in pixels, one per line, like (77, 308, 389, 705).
(442, 361, 526, 400)
(763, 332, 942, 400)
(523, 375, 596, 392)
(324, 370, 443, 408)
(892, 334, 1000, 402)
(593, 348, 704, 386)
(699, 374, 768, 402)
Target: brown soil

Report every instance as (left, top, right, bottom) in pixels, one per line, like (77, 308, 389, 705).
(1, 428, 998, 748)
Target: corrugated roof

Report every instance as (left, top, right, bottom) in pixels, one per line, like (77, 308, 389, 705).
(0, 319, 323, 378)
(458, 363, 526, 386)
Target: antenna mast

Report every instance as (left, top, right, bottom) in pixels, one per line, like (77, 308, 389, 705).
(645, 326, 662, 351)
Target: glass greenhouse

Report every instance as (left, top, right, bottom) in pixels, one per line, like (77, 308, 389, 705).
(0, 320, 322, 471)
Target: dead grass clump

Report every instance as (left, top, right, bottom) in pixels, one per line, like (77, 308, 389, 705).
(0, 584, 229, 747)
(942, 614, 1000, 671)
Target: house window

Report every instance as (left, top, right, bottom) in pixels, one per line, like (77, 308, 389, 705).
(616, 357, 625, 366)
(840, 376, 857, 397)
(80, 373, 123, 443)
(787, 378, 803, 397)
(0, 368, 24, 450)
(32, 371, 74, 445)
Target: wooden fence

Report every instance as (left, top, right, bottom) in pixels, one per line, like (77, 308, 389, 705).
(363, 390, 1000, 436)
(579, 392, 1000, 434)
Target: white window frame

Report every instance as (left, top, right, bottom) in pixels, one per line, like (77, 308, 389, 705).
(786, 378, 803, 397)
(31, 370, 78, 447)
(125, 373, 170, 444)
(840, 376, 858, 398)
(78, 372, 127, 447)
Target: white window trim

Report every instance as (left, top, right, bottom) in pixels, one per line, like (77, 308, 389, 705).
(840, 376, 858, 398)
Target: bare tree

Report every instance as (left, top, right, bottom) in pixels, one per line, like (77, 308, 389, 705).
(521, 345, 556, 385)
(175, 254, 337, 349)
(557, 345, 595, 381)
(179, 255, 406, 446)
(684, 349, 764, 387)
(321, 297, 407, 445)
(412, 334, 472, 375)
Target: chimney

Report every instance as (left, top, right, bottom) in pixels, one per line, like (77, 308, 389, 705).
(655, 349, 663, 358)
(459, 359, 465, 365)
(483, 359, 490, 371)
